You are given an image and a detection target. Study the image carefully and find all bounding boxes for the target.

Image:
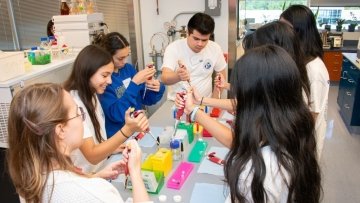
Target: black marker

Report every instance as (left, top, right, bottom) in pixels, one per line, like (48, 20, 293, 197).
(156, 136, 160, 146)
(180, 142, 184, 160)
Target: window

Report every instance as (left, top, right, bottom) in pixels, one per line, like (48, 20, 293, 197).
(237, 0, 307, 39)
(0, 0, 130, 51)
(310, 7, 360, 30)
(240, 0, 307, 24)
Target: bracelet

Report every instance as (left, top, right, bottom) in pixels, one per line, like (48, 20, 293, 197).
(200, 97, 204, 106)
(119, 128, 129, 138)
(190, 106, 200, 123)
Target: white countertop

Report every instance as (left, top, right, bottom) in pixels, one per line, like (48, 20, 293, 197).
(343, 53, 360, 70)
(109, 100, 227, 203)
(0, 56, 76, 88)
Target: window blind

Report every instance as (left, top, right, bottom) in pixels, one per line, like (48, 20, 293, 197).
(12, 0, 59, 50)
(97, 0, 129, 41)
(0, 0, 14, 50)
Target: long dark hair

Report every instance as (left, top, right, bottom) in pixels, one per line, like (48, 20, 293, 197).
(226, 45, 321, 202)
(280, 4, 323, 62)
(251, 21, 310, 104)
(47, 20, 54, 37)
(93, 32, 129, 56)
(63, 45, 113, 143)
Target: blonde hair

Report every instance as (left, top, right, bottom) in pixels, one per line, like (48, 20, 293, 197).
(6, 83, 78, 202)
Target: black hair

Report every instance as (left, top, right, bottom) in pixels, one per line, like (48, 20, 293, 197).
(226, 45, 321, 203)
(187, 12, 215, 35)
(251, 21, 310, 104)
(242, 32, 254, 51)
(280, 4, 323, 62)
(93, 32, 129, 56)
(47, 20, 54, 37)
(63, 45, 113, 143)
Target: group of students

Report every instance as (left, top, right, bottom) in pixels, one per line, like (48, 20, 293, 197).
(7, 5, 326, 203)
(176, 5, 326, 202)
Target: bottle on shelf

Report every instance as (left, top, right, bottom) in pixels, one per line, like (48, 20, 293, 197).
(60, 0, 70, 15)
(39, 37, 49, 50)
(86, 0, 94, 14)
(70, 0, 79, 15)
(77, 0, 86, 14)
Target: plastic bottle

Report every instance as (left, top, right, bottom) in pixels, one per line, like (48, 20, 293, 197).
(170, 140, 181, 161)
(39, 37, 49, 50)
(86, 0, 94, 14)
(48, 36, 56, 46)
(77, 0, 86, 14)
(70, 0, 79, 15)
(60, 0, 70, 15)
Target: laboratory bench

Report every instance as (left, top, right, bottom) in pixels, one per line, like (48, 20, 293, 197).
(108, 100, 230, 203)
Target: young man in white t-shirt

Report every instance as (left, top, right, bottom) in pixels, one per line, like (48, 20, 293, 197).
(161, 12, 227, 100)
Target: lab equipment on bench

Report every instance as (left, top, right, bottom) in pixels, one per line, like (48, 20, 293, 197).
(52, 13, 105, 50)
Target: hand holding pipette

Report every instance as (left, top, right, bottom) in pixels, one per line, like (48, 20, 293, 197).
(177, 60, 191, 86)
(130, 109, 160, 145)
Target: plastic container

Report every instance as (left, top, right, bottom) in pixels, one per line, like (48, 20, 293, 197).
(0, 51, 25, 81)
(188, 140, 208, 163)
(170, 140, 181, 161)
(142, 148, 172, 177)
(125, 169, 164, 194)
(51, 47, 70, 60)
(48, 36, 56, 46)
(39, 37, 49, 49)
(178, 122, 194, 144)
(25, 48, 51, 65)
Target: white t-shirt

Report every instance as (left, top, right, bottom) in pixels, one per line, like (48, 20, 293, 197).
(42, 170, 123, 202)
(70, 90, 108, 173)
(306, 57, 330, 159)
(162, 38, 227, 100)
(225, 146, 290, 203)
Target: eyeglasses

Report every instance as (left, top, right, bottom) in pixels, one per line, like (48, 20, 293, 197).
(66, 106, 86, 122)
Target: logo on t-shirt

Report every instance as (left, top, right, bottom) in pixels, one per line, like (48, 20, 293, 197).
(115, 85, 126, 98)
(203, 59, 213, 70)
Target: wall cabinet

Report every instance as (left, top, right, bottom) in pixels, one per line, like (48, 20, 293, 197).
(324, 51, 343, 81)
(337, 53, 360, 133)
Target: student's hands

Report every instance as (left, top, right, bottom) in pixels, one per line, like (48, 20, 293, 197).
(132, 64, 156, 85)
(214, 72, 230, 90)
(192, 87, 202, 104)
(112, 143, 126, 154)
(145, 79, 161, 92)
(124, 108, 149, 133)
(122, 140, 142, 176)
(94, 160, 127, 180)
(174, 89, 195, 115)
(176, 60, 190, 82)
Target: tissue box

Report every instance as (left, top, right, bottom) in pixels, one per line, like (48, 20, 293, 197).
(0, 51, 25, 81)
(25, 49, 51, 65)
